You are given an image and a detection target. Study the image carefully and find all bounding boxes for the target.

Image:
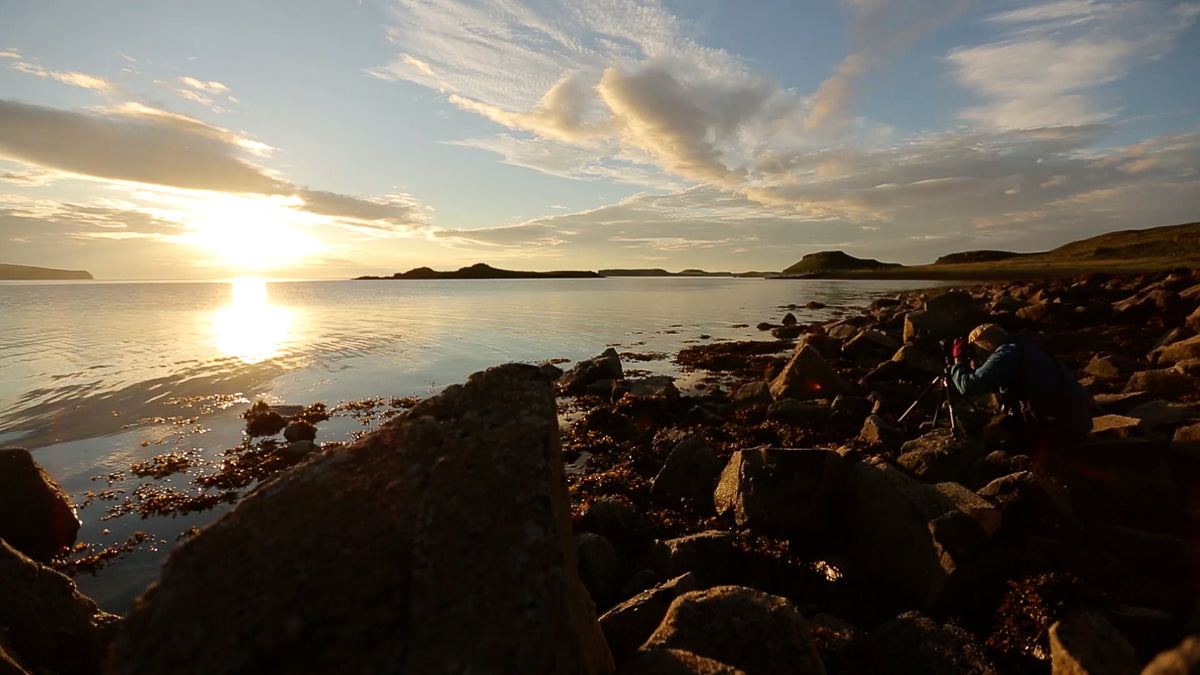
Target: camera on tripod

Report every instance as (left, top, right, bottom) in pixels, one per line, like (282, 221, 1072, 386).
(896, 336, 969, 437)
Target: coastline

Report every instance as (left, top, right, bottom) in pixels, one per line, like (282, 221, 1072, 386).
(8, 268, 1200, 672)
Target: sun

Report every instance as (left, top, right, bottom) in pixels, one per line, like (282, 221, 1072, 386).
(183, 194, 326, 270)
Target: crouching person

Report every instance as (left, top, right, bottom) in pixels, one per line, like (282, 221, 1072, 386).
(949, 323, 1092, 449)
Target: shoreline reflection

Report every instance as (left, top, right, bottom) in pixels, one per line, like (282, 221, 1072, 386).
(213, 277, 290, 363)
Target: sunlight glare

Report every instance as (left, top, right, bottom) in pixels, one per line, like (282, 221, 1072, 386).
(183, 194, 325, 270)
(213, 276, 291, 363)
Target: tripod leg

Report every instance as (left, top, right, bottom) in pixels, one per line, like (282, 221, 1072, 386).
(898, 376, 942, 424)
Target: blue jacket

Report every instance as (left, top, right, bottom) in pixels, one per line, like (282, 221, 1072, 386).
(950, 336, 1092, 439)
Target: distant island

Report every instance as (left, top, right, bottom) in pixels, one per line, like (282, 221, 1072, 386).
(0, 264, 93, 280)
(599, 268, 733, 277)
(355, 263, 601, 280)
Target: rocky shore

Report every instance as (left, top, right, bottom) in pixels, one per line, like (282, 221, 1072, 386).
(4, 268, 1200, 673)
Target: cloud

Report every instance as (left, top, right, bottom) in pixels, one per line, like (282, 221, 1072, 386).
(948, 0, 1200, 129)
(9, 60, 118, 95)
(0, 99, 429, 234)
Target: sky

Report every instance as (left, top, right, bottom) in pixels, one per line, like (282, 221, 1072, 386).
(1, 0, 1199, 280)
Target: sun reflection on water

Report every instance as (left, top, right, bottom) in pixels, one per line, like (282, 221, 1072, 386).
(213, 277, 290, 363)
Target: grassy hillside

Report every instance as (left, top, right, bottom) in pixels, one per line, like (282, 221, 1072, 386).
(783, 221, 1200, 279)
(0, 264, 93, 280)
(781, 251, 902, 275)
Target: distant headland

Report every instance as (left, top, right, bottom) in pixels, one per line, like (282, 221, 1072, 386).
(351, 220, 1200, 282)
(0, 264, 93, 280)
(355, 262, 601, 280)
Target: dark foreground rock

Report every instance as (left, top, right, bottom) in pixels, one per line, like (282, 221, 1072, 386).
(0, 540, 120, 675)
(108, 363, 613, 674)
(0, 447, 81, 562)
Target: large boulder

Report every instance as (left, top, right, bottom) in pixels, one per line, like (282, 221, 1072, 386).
(1187, 306, 1200, 332)
(851, 611, 997, 674)
(1083, 354, 1141, 381)
(1142, 635, 1200, 674)
(651, 531, 734, 588)
(713, 448, 844, 538)
(897, 429, 975, 484)
(837, 458, 986, 611)
(0, 540, 120, 675)
(109, 364, 614, 675)
(902, 291, 989, 344)
(1047, 613, 1139, 675)
(768, 345, 850, 401)
(0, 448, 81, 562)
(1156, 334, 1200, 366)
(618, 648, 744, 674)
(652, 435, 722, 511)
(561, 348, 625, 395)
(599, 573, 699, 663)
(1124, 368, 1199, 399)
(641, 586, 827, 675)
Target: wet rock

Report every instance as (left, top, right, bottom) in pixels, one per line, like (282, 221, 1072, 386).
(897, 428, 974, 484)
(0, 540, 120, 675)
(641, 586, 827, 675)
(771, 325, 803, 340)
(651, 531, 734, 588)
(731, 381, 773, 409)
(858, 414, 905, 452)
(578, 533, 624, 609)
(1048, 612, 1139, 675)
(562, 347, 625, 395)
(619, 648, 744, 674)
(851, 611, 996, 675)
(623, 375, 680, 400)
(652, 435, 721, 511)
(1124, 368, 1198, 399)
(0, 448, 80, 562)
(599, 573, 699, 663)
(109, 363, 613, 675)
(1156, 334, 1200, 366)
(766, 398, 829, 426)
(768, 345, 850, 401)
(714, 448, 844, 538)
(830, 394, 874, 430)
(282, 440, 320, 458)
(782, 312, 798, 326)
(825, 319, 862, 340)
(283, 420, 317, 442)
(1142, 635, 1200, 674)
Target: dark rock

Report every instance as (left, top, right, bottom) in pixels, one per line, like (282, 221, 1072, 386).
(842, 329, 900, 361)
(0, 448, 80, 562)
(652, 436, 721, 511)
(599, 573, 699, 663)
(282, 440, 319, 458)
(1142, 635, 1200, 674)
(1187, 306, 1200, 332)
(109, 363, 613, 675)
(797, 333, 842, 358)
(731, 381, 773, 409)
(283, 420, 317, 442)
(578, 499, 654, 568)
(1125, 368, 1199, 398)
(1157, 334, 1200, 366)
(651, 531, 734, 588)
(1084, 354, 1141, 381)
(0, 540, 120, 675)
(830, 394, 874, 430)
(1125, 400, 1200, 433)
(641, 586, 827, 675)
(713, 448, 844, 538)
(808, 614, 865, 675)
(623, 375, 680, 400)
(618, 648, 743, 674)
(967, 450, 1023, 490)
(766, 398, 829, 426)
(1038, 438, 1178, 530)
(1048, 612, 1139, 675)
(1175, 422, 1200, 442)
(825, 319, 862, 340)
(768, 345, 850, 401)
(782, 312, 798, 326)
(933, 482, 1002, 536)
(1094, 391, 1157, 415)
(854, 611, 997, 675)
(577, 533, 624, 609)
(858, 414, 905, 451)
(561, 348, 624, 395)
(897, 429, 974, 484)
(243, 402, 287, 436)
(891, 345, 945, 377)
(771, 325, 803, 340)
(903, 292, 989, 344)
(539, 362, 565, 380)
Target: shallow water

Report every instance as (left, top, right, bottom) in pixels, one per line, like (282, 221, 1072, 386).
(0, 276, 944, 612)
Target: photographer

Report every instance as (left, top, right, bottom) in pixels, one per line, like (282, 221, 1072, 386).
(949, 324, 1093, 446)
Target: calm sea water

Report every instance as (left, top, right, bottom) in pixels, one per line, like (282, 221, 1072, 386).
(0, 276, 942, 612)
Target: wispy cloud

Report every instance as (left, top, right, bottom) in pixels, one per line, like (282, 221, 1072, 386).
(948, 0, 1200, 129)
(7, 57, 118, 95)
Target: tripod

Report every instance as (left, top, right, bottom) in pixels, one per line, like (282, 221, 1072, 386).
(897, 366, 965, 437)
